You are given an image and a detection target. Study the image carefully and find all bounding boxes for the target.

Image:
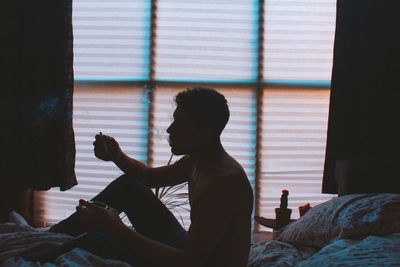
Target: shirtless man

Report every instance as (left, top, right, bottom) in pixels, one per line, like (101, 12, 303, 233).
(47, 88, 254, 267)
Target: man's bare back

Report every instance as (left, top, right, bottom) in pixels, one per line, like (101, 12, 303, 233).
(181, 151, 253, 267)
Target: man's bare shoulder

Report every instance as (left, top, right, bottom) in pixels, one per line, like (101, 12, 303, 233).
(211, 152, 252, 193)
(221, 152, 248, 178)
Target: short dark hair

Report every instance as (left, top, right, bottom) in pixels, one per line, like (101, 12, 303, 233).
(174, 87, 229, 136)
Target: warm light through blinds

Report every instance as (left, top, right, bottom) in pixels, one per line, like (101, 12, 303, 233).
(34, 86, 148, 226)
(152, 87, 257, 229)
(155, 0, 258, 82)
(33, 0, 337, 232)
(73, 0, 150, 80)
(263, 0, 336, 81)
(258, 88, 334, 227)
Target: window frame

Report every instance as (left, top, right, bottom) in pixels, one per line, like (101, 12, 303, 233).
(41, 0, 333, 232)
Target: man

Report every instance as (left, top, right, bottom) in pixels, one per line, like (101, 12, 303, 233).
(46, 88, 254, 266)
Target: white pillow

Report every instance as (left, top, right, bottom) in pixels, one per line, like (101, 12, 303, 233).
(276, 194, 400, 247)
(275, 194, 355, 247)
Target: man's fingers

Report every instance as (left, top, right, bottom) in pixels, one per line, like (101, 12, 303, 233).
(94, 133, 111, 143)
(79, 199, 105, 212)
(76, 206, 96, 227)
(103, 135, 117, 144)
(76, 206, 95, 222)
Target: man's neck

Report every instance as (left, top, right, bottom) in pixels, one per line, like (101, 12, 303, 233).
(190, 141, 225, 172)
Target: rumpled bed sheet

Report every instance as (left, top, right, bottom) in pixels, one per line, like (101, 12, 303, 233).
(0, 223, 131, 266)
(249, 233, 400, 267)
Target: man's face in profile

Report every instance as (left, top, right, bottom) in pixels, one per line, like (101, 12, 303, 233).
(166, 108, 203, 155)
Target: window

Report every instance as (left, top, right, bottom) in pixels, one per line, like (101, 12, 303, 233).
(34, 0, 336, 231)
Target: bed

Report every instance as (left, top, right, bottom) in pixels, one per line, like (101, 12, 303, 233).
(1, 193, 400, 266)
(248, 193, 400, 266)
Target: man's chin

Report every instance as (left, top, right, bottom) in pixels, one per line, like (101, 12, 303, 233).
(170, 146, 185, 156)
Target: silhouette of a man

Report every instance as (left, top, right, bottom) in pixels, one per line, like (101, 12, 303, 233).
(46, 88, 254, 267)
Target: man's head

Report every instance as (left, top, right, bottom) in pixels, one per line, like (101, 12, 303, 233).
(166, 87, 230, 155)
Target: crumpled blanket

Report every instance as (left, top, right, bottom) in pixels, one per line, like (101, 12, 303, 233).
(298, 233, 400, 267)
(248, 240, 316, 267)
(248, 233, 400, 267)
(0, 223, 131, 267)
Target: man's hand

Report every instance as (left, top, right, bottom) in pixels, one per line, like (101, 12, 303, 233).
(93, 134, 122, 162)
(76, 199, 125, 234)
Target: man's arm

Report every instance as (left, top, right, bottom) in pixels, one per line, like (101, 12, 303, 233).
(114, 152, 192, 188)
(112, 150, 149, 178)
(77, 200, 189, 267)
(93, 134, 192, 188)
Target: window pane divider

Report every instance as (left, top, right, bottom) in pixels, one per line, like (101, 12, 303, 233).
(74, 80, 330, 90)
(254, 0, 265, 232)
(146, 0, 158, 166)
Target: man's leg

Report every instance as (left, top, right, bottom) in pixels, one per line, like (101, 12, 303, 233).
(50, 174, 186, 244)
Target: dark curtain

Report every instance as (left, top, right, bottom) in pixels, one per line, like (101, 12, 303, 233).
(322, 0, 400, 195)
(1, 0, 76, 207)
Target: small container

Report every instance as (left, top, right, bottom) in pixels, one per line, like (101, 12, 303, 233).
(299, 203, 312, 217)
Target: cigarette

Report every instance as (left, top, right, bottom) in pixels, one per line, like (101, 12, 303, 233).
(167, 154, 173, 165)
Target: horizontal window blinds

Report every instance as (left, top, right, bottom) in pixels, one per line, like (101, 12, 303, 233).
(34, 86, 148, 227)
(73, 0, 150, 80)
(152, 88, 257, 229)
(33, 0, 338, 232)
(263, 0, 336, 81)
(258, 88, 334, 227)
(155, 0, 258, 82)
